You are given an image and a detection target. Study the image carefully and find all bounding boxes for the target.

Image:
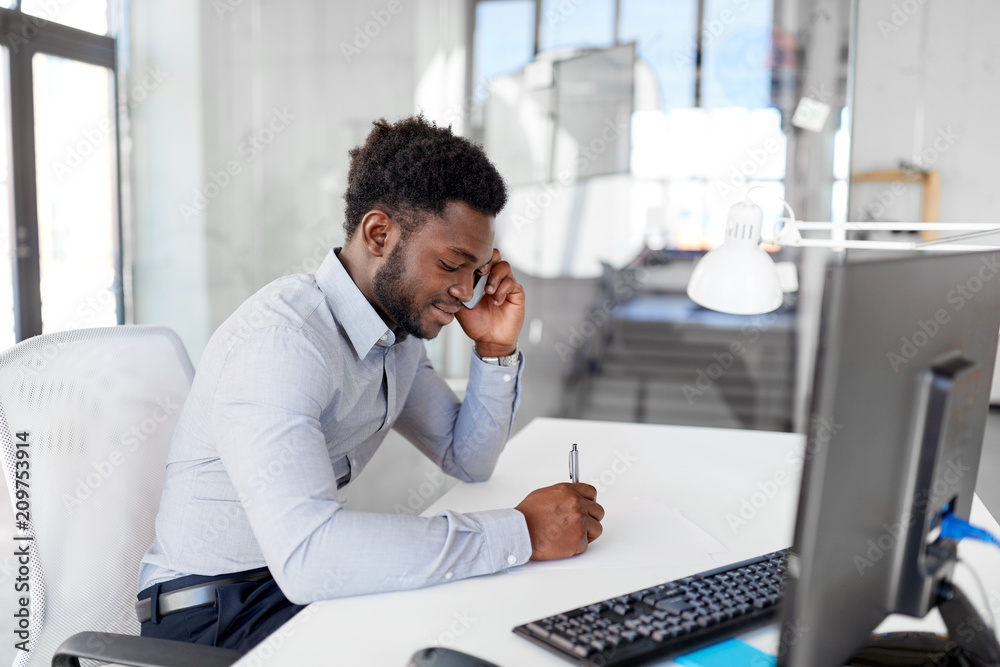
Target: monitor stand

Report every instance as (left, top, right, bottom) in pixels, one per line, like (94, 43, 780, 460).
(847, 581, 1000, 667)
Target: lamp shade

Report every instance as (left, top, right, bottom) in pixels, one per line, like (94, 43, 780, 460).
(686, 198, 784, 315)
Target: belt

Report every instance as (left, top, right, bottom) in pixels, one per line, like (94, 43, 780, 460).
(136, 568, 273, 623)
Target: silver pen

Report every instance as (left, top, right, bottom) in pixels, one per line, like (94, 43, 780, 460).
(569, 443, 579, 483)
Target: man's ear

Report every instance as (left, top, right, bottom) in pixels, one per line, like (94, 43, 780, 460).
(358, 209, 396, 258)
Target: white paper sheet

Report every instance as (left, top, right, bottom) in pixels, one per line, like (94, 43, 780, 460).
(512, 497, 727, 571)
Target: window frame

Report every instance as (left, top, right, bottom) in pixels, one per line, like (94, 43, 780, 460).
(1, 2, 123, 343)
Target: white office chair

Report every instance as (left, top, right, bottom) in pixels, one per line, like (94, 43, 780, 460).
(0, 326, 243, 667)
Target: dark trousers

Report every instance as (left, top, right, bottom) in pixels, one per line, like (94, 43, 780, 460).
(137, 569, 306, 652)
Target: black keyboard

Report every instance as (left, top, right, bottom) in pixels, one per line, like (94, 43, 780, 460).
(513, 549, 788, 666)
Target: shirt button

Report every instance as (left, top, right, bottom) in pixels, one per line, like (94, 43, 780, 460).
(445, 571, 453, 580)
(503, 373, 511, 382)
(380, 334, 387, 341)
(507, 554, 517, 565)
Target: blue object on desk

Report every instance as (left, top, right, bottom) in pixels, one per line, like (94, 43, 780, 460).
(674, 638, 775, 667)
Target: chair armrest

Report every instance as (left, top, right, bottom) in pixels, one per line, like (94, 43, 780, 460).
(52, 632, 245, 667)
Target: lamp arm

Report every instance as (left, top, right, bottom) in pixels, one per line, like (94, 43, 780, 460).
(917, 225, 1000, 248)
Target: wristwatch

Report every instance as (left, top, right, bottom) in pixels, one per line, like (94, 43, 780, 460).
(475, 344, 520, 367)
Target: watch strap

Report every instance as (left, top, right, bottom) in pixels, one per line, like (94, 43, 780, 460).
(475, 345, 520, 367)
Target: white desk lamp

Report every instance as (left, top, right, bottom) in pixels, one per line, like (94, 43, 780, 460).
(686, 189, 1000, 315)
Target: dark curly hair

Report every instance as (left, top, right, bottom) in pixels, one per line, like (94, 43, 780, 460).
(343, 115, 508, 239)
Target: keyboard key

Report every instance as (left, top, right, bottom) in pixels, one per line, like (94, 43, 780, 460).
(655, 598, 694, 615)
(547, 634, 579, 654)
(525, 623, 549, 638)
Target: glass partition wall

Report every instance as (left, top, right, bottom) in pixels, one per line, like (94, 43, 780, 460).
(449, 0, 855, 432)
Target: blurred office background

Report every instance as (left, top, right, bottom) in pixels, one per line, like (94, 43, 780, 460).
(2, 0, 1000, 513)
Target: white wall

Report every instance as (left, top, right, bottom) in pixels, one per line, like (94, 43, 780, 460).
(130, 0, 425, 365)
(851, 0, 1000, 222)
(850, 0, 1000, 401)
(128, 0, 211, 363)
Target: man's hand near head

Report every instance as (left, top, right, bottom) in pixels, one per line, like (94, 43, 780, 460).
(514, 483, 605, 560)
(455, 248, 525, 358)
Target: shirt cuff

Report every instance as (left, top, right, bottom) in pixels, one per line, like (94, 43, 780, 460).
(467, 508, 533, 569)
(467, 349, 525, 427)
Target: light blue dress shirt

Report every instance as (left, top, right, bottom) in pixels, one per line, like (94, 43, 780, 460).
(137, 248, 532, 604)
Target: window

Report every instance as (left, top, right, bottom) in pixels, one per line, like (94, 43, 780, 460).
(1, 2, 121, 349)
(473, 0, 790, 272)
(539, 0, 615, 52)
(618, 0, 698, 109)
(21, 0, 110, 35)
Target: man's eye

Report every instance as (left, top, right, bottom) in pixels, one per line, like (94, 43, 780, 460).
(441, 262, 459, 272)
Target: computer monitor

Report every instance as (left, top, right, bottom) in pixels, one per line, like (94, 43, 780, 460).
(777, 250, 1000, 666)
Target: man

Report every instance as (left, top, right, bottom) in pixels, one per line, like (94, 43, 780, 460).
(136, 115, 605, 650)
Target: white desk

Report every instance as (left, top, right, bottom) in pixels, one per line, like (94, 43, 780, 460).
(233, 418, 1000, 666)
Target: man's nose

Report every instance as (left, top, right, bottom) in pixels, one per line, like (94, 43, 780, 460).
(448, 274, 476, 302)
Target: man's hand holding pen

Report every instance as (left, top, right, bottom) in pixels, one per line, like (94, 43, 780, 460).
(515, 483, 605, 560)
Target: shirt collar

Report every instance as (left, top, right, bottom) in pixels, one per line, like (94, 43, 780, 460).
(315, 248, 397, 358)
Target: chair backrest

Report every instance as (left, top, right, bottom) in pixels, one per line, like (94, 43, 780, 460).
(0, 326, 194, 667)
